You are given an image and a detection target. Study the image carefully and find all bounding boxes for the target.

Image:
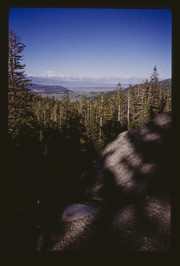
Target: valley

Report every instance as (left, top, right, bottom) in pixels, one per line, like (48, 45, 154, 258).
(38, 91, 112, 101)
(28, 78, 171, 102)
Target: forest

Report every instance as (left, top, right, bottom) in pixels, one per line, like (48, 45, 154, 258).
(8, 29, 172, 249)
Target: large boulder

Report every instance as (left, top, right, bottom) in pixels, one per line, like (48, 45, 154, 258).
(37, 112, 171, 251)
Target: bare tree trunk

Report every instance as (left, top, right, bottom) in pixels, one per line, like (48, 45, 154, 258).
(127, 90, 130, 129)
(99, 94, 103, 140)
(118, 102, 121, 122)
(117, 90, 121, 123)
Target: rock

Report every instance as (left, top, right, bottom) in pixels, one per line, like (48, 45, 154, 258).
(37, 112, 171, 251)
(62, 203, 97, 221)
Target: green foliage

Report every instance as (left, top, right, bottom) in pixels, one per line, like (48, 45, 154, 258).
(21, 67, 171, 155)
(8, 29, 32, 136)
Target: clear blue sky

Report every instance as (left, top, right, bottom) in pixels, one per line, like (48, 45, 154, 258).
(9, 8, 172, 79)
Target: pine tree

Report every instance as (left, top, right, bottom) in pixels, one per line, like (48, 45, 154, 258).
(149, 65, 161, 119)
(164, 87, 172, 112)
(140, 80, 150, 125)
(130, 84, 140, 128)
(150, 65, 159, 86)
(8, 29, 32, 136)
(61, 90, 70, 124)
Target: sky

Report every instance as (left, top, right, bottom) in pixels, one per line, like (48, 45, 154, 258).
(9, 8, 172, 81)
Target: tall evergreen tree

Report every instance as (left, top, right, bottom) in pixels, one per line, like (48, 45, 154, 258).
(61, 90, 70, 124)
(8, 29, 32, 136)
(140, 80, 150, 125)
(150, 65, 159, 86)
(149, 65, 161, 119)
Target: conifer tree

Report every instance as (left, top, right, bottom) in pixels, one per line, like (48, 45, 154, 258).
(8, 29, 32, 136)
(8, 29, 32, 135)
(140, 80, 150, 124)
(61, 90, 70, 124)
(149, 65, 161, 119)
(164, 87, 171, 112)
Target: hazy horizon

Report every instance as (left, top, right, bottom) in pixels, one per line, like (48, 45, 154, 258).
(26, 73, 170, 89)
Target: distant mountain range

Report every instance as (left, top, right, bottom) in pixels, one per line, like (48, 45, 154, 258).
(27, 76, 171, 95)
(26, 75, 152, 88)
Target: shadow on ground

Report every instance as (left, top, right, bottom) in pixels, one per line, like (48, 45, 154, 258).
(36, 112, 172, 251)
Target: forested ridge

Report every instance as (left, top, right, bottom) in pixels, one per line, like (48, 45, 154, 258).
(8, 29, 172, 250)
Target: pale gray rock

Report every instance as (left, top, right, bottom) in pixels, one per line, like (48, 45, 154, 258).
(62, 203, 97, 221)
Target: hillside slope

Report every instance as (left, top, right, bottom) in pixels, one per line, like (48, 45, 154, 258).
(28, 83, 73, 94)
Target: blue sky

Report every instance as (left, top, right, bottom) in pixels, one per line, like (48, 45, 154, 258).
(9, 8, 172, 80)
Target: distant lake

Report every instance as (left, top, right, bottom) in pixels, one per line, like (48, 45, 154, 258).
(67, 84, 131, 93)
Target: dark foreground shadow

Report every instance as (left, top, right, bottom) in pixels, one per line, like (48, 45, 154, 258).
(36, 112, 172, 251)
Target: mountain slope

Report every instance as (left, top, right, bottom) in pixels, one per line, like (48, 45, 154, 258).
(28, 83, 73, 94)
(158, 79, 171, 90)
